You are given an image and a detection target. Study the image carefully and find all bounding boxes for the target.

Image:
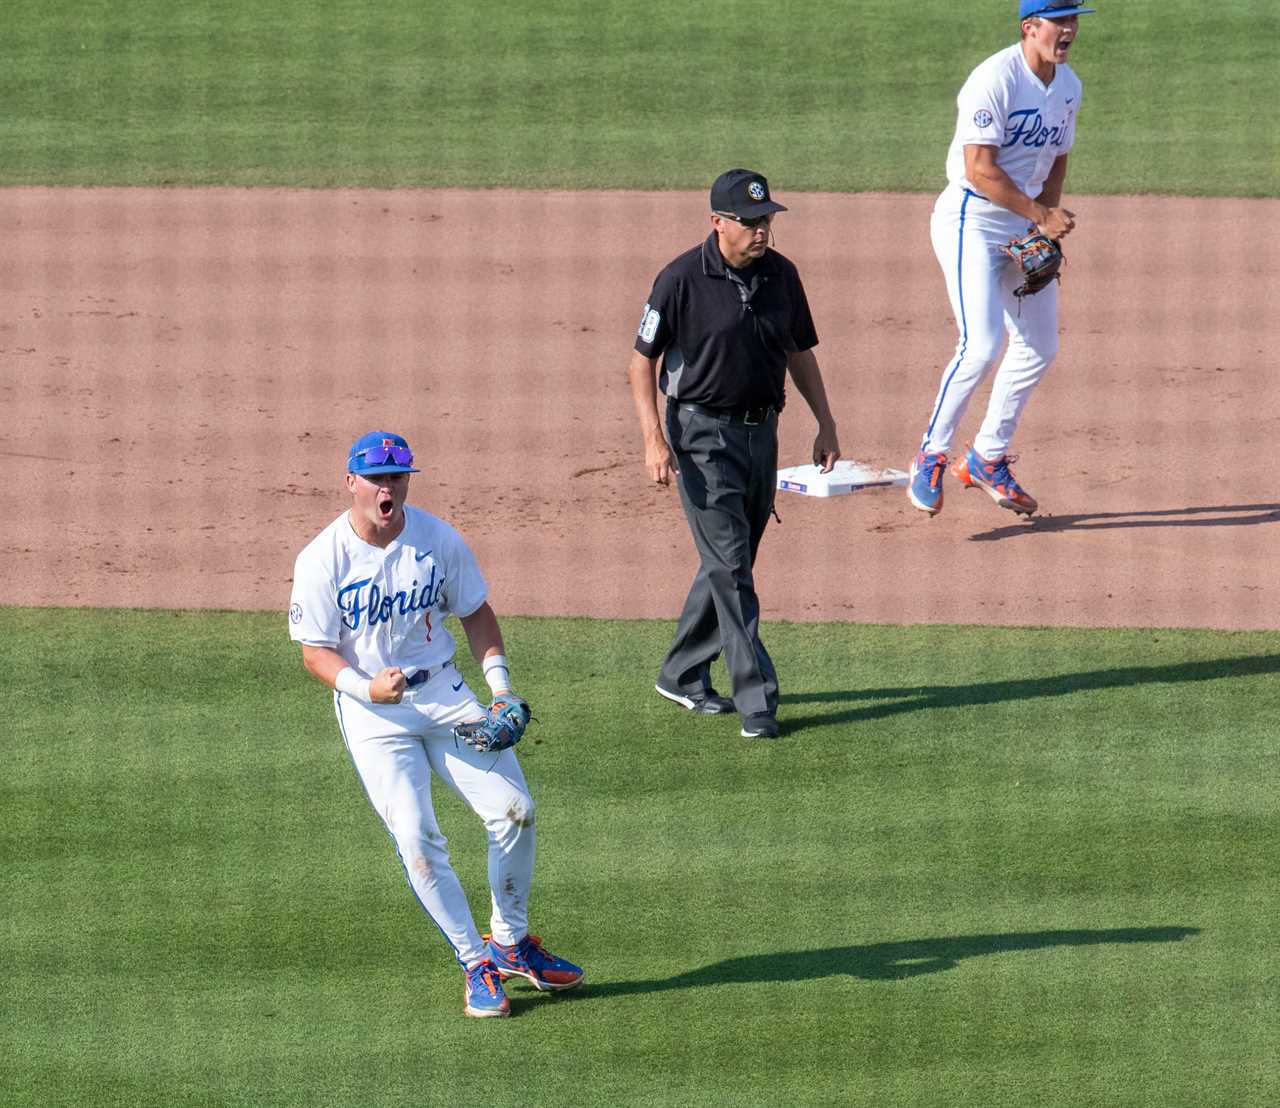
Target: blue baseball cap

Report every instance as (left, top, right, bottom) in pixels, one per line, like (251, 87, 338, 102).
(347, 431, 420, 476)
(1020, 0, 1096, 17)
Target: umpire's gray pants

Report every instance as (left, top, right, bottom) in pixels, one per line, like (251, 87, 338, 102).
(659, 402, 779, 720)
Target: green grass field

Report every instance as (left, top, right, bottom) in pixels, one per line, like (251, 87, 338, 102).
(3, 609, 1278, 1107)
(1, 0, 1276, 195)
(5, 1, 1278, 1103)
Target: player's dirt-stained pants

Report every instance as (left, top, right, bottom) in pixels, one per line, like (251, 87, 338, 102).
(921, 184, 1060, 460)
(334, 664, 534, 970)
(659, 401, 780, 719)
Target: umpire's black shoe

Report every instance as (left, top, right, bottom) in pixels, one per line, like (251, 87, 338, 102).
(655, 682, 736, 715)
(739, 714, 781, 740)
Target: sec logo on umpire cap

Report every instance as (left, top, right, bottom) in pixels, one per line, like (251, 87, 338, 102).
(748, 181, 766, 201)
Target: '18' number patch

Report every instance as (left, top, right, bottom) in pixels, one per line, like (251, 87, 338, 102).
(638, 304, 661, 344)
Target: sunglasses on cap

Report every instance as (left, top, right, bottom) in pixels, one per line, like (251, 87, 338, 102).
(354, 444, 414, 466)
(714, 210, 774, 230)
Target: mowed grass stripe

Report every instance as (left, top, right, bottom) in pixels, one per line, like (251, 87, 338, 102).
(0, 0, 1275, 195)
(2, 609, 1278, 1106)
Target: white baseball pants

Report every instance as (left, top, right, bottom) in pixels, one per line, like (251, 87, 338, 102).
(334, 665, 535, 969)
(921, 184, 1060, 460)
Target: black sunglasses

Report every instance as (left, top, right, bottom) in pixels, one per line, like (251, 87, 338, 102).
(715, 211, 774, 230)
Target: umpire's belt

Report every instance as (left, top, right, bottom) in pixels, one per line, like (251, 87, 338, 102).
(676, 401, 776, 426)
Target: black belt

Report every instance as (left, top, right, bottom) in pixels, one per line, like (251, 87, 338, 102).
(676, 401, 776, 426)
(405, 663, 448, 689)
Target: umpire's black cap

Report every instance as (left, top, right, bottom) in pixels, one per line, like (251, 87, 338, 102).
(710, 169, 788, 219)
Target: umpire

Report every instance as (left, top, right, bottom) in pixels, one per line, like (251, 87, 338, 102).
(627, 168, 840, 740)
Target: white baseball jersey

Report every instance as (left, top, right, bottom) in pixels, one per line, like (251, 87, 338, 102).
(945, 43, 1082, 201)
(288, 505, 488, 675)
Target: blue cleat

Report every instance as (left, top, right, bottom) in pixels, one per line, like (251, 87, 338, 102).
(908, 450, 948, 515)
(463, 959, 511, 1018)
(952, 444, 1038, 515)
(485, 933, 585, 992)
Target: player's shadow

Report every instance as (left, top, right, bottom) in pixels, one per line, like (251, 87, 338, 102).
(583, 926, 1199, 998)
(968, 502, 1280, 541)
(779, 653, 1280, 729)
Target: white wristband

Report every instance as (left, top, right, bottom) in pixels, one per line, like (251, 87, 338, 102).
(482, 654, 511, 695)
(334, 666, 373, 703)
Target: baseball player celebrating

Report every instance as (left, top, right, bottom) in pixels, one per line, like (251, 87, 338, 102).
(909, 0, 1096, 517)
(288, 431, 583, 1018)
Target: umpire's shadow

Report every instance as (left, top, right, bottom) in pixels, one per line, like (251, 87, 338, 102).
(779, 652, 1280, 730)
(583, 926, 1199, 999)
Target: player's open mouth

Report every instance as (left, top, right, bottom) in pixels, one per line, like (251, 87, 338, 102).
(378, 497, 394, 517)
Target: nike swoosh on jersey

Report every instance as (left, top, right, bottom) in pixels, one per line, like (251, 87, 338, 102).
(451, 678, 465, 692)
(415, 550, 432, 561)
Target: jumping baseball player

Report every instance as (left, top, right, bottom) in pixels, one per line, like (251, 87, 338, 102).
(288, 431, 583, 1018)
(909, 0, 1096, 517)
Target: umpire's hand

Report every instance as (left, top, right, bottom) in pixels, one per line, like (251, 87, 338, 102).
(813, 422, 841, 474)
(645, 432, 678, 485)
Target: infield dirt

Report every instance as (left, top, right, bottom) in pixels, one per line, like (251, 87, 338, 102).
(2, 188, 1276, 630)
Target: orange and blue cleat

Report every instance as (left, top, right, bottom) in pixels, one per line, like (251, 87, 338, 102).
(908, 450, 948, 515)
(951, 445, 1038, 515)
(463, 959, 511, 1018)
(485, 933, 585, 992)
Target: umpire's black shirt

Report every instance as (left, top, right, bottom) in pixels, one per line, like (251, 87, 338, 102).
(634, 232, 819, 413)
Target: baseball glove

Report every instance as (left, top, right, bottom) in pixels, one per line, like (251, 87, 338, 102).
(453, 694, 532, 754)
(1002, 231, 1064, 298)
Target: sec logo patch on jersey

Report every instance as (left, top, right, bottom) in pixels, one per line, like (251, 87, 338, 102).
(289, 603, 303, 624)
(974, 109, 994, 127)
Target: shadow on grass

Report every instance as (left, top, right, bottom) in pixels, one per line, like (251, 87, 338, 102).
(583, 926, 1199, 998)
(969, 502, 1280, 542)
(781, 653, 1280, 729)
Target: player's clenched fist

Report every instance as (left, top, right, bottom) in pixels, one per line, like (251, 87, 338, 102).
(371, 666, 407, 704)
(1038, 205, 1076, 240)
